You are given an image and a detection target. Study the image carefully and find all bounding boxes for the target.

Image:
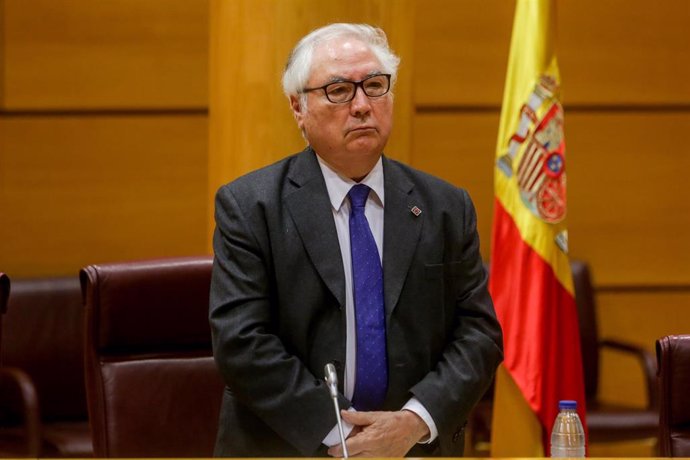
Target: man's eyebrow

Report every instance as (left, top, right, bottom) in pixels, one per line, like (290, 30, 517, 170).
(323, 71, 384, 84)
(324, 76, 348, 84)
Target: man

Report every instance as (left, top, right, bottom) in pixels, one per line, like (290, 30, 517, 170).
(210, 23, 503, 457)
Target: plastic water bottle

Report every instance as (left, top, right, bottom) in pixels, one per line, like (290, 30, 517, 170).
(550, 400, 585, 458)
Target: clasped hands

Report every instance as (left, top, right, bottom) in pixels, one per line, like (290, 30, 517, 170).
(327, 409, 430, 458)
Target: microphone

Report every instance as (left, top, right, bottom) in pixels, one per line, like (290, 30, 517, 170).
(324, 363, 349, 458)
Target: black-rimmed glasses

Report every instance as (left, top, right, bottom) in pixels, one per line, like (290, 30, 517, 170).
(301, 74, 391, 104)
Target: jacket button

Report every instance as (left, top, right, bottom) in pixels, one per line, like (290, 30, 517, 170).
(452, 430, 460, 443)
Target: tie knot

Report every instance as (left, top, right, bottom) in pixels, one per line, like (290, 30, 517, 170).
(348, 184, 371, 209)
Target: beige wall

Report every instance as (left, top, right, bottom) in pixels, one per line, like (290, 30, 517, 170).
(0, 0, 210, 276)
(1, 0, 689, 454)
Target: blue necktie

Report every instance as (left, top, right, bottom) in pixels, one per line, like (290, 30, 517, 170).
(348, 184, 388, 411)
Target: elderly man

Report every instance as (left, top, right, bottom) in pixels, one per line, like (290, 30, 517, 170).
(210, 23, 503, 457)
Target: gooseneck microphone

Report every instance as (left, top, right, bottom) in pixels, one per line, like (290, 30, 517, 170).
(324, 363, 349, 458)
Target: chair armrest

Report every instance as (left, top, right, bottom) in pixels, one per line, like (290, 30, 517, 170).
(600, 339, 658, 410)
(0, 367, 42, 456)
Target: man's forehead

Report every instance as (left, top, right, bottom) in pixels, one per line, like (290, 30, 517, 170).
(314, 37, 382, 68)
(310, 37, 382, 81)
(315, 35, 369, 56)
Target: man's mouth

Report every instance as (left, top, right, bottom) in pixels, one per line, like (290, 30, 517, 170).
(348, 126, 376, 134)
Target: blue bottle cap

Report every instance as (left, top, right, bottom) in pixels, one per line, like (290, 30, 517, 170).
(559, 400, 577, 410)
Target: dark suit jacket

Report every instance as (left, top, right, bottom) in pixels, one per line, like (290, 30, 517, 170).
(209, 147, 503, 457)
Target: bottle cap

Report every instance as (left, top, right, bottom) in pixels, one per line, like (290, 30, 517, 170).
(559, 400, 577, 410)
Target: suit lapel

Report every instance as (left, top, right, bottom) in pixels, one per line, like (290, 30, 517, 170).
(284, 149, 346, 308)
(382, 157, 423, 319)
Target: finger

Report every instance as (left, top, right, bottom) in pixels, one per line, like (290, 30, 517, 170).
(343, 436, 366, 457)
(340, 409, 375, 425)
(327, 444, 341, 457)
(328, 438, 364, 458)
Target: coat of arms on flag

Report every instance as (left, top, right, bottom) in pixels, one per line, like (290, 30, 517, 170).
(497, 75, 566, 225)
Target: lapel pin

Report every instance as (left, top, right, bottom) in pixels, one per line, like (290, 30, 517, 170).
(410, 206, 422, 217)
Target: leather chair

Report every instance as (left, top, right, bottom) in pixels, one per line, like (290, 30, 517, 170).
(656, 334, 690, 457)
(466, 260, 658, 454)
(80, 256, 224, 457)
(572, 261, 658, 443)
(0, 273, 7, 354)
(0, 275, 90, 457)
(0, 273, 41, 458)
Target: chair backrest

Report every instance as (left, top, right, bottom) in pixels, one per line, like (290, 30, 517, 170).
(570, 260, 600, 402)
(80, 256, 224, 458)
(656, 334, 690, 457)
(0, 273, 8, 357)
(1, 276, 86, 421)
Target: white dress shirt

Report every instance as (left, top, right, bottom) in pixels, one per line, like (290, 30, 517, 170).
(316, 155, 438, 447)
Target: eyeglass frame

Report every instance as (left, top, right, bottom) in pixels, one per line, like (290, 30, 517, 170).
(300, 74, 392, 104)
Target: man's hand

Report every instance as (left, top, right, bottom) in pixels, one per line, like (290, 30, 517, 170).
(327, 409, 430, 457)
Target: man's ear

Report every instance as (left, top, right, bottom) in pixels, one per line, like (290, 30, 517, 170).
(290, 95, 305, 129)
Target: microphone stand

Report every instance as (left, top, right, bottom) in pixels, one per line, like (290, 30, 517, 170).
(324, 363, 349, 459)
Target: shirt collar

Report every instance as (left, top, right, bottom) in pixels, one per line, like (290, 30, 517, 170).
(316, 155, 385, 212)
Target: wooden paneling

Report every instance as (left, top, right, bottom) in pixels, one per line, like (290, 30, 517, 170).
(413, 0, 514, 107)
(567, 111, 690, 286)
(412, 111, 690, 287)
(411, 111, 499, 259)
(1, 0, 209, 110)
(0, 115, 209, 276)
(598, 289, 690, 354)
(0, 0, 5, 107)
(414, 0, 690, 106)
(588, 438, 657, 458)
(597, 289, 690, 405)
(559, 0, 690, 106)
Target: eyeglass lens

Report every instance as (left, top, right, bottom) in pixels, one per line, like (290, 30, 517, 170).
(325, 75, 389, 103)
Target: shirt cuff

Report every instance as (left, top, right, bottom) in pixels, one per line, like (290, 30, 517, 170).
(322, 407, 355, 447)
(402, 397, 438, 444)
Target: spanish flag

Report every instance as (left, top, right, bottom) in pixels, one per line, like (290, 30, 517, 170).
(489, 0, 587, 456)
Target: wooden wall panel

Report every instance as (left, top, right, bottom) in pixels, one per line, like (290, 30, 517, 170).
(2, 0, 209, 110)
(411, 111, 690, 287)
(413, 0, 513, 107)
(597, 290, 690, 405)
(414, 0, 690, 106)
(567, 112, 690, 286)
(0, 115, 209, 276)
(411, 111, 499, 259)
(559, 0, 690, 106)
(0, 0, 5, 107)
(598, 289, 690, 351)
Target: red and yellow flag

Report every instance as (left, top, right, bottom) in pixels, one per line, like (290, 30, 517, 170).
(489, 0, 587, 456)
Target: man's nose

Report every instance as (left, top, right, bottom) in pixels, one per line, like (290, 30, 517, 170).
(349, 86, 372, 116)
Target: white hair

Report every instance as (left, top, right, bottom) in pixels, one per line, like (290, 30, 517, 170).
(282, 23, 401, 100)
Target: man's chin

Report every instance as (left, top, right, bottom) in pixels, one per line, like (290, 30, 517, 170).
(346, 134, 384, 152)
(347, 144, 384, 159)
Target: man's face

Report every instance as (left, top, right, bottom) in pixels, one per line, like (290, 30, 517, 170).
(290, 36, 393, 180)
